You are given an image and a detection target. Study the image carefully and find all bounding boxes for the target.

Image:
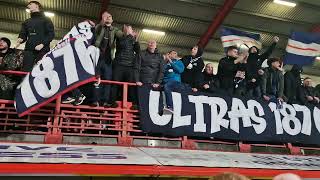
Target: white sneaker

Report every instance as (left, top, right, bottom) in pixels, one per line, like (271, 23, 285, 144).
(62, 97, 76, 104)
(74, 94, 86, 106)
(163, 107, 174, 114)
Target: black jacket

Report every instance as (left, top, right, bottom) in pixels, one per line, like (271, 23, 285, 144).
(284, 65, 302, 103)
(18, 12, 54, 51)
(135, 49, 164, 84)
(261, 67, 284, 98)
(217, 56, 245, 90)
(181, 47, 204, 88)
(200, 71, 220, 92)
(246, 43, 276, 81)
(299, 86, 319, 105)
(114, 35, 140, 67)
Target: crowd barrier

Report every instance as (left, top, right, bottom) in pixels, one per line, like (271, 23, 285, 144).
(1, 70, 320, 156)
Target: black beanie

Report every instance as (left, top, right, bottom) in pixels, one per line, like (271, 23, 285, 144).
(0, 37, 11, 48)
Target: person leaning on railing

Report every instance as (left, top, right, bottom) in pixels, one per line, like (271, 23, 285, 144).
(0, 37, 24, 100)
(107, 24, 140, 109)
(134, 40, 164, 90)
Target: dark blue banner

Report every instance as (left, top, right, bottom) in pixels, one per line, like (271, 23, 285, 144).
(138, 86, 320, 146)
(15, 21, 99, 116)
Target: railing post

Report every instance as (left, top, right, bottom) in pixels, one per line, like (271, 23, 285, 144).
(118, 83, 133, 146)
(44, 95, 63, 144)
(287, 143, 302, 155)
(181, 136, 196, 149)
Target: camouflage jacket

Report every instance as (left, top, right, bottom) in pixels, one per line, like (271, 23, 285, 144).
(0, 49, 23, 91)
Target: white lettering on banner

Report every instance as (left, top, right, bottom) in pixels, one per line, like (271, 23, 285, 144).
(172, 92, 191, 128)
(188, 96, 208, 132)
(74, 38, 96, 75)
(18, 38, 96, 108)
(149, 91, 172, 126)
(52, 43, 79, 85)
(247, 100, 266, 134)
(77, 21, 93, 40)
(148, 91, 319, 137)
(32, 57, 60, 98)
(62, 21, 93, 41)
(313, 107, 320, 133)
(228, 98, 252, 133)
(16, 75, 38, 108)
(269, 102, 284, 134)
(280, 103, 302, 136)
(208, 97, 229, 133)
(270, 102, 315, 136)
(293, 104, 312, 135)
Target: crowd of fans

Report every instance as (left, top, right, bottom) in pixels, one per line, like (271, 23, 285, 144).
(0, 1, 320, 114)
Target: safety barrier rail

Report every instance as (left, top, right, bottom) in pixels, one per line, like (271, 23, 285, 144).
(1, 70, 320, 155)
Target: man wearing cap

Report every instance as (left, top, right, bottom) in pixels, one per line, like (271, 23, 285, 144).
(261, 57, 285, 105)
(15, 1, 54, 72)
(0, 37, 23, 99)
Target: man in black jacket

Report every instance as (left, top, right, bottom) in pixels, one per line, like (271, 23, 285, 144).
(284, 64, 303, 104)
(261, 58, 285, 107)
(200, 63, 221, 94)
(246, 36, 279, 98)
(16, 1, 54, 72)
(299, 77, 319, 105)
(108, 25, 140, 108)
(217, 46, 247, 95)
(135, 40, 164, 89)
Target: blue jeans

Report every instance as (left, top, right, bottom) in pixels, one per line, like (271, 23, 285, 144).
(164, 80, 184, 108)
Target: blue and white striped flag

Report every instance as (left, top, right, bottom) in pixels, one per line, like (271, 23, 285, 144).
(284, 31, 320, 65)
(220, 27, 262, 49)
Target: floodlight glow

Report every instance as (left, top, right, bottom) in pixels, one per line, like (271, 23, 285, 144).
(26, 9, 55, 17)
(142, 29, 165, 36)
(44, 12, 55, 17)
(273, 0, 296, 7)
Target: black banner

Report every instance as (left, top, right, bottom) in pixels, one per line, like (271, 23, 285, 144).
(138, 86, 320, 145)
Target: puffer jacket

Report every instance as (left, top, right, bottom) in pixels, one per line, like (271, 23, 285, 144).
(135, 49, 164, 84)
(114, 34, 140, 67)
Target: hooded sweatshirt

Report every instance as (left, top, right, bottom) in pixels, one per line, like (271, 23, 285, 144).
(181, 47, 204, 88)
(284, 64, 303, 102)
(246, 43, 277, 82)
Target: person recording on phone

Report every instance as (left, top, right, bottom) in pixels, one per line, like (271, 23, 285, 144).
(217, 46, 248, 95)
(246, 36, 279, 98)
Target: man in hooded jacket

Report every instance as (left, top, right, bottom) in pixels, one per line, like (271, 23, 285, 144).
(246, 36, 279, 98)
(284, 64, 303, 104)
(181, 45, 204, 92)
(217, 46, 247, 95)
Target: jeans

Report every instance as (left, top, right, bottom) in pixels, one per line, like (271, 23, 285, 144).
(92, 61, 112, 103)
(247, 85, 262, 98)
(164, 80, 184, 108)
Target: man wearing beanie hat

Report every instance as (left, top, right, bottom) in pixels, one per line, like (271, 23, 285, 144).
(261, 57, 285, 105)
(15, 1, 54, 72)
(0, 37, 23, 99)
